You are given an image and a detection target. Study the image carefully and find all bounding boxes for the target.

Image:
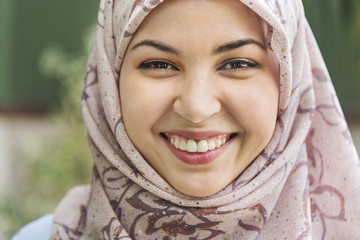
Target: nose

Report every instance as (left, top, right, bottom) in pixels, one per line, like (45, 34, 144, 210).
(173, 73, 221, 123)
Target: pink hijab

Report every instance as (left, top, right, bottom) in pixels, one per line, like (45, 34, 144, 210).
(51, 0, 360, 239)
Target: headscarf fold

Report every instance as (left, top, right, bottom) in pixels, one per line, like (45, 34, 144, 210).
(51, 0, 360, 239)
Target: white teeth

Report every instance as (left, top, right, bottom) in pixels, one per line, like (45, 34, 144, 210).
(174, 137, 180, 149)
(180, 139, 187, 150)
(186, 139, 197, 152)
(197, 140, 208, 152)
(215, 139, 222, 148)
(168, 134, 231, 153)
(208, 139, 216, 150)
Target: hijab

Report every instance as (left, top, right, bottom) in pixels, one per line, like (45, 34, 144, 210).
(51, 0, 360, 239)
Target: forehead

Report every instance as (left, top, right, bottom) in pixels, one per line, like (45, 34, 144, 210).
(130, 0, 266, 48)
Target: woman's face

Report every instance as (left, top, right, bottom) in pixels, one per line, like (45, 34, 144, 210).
(120, 0, 279, 197)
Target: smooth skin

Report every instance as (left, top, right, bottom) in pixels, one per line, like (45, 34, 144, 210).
(120, 0, 280, 197)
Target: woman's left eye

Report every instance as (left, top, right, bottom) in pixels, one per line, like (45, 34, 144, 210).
(219, 59, 260, 70)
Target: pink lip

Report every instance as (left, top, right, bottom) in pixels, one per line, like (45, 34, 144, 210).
(162, 131, 234, 165)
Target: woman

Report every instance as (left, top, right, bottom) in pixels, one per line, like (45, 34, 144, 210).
(13, 0, 360, 239)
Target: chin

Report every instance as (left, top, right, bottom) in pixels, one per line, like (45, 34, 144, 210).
(169, 174, 231, 197)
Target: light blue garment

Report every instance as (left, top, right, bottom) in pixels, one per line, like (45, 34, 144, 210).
(12, 214, 53, 240)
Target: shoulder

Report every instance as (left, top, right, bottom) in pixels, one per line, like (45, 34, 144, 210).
(53, 185, 91, 223)
(12, 214, 53, 240)
(12, 185, 91, 240)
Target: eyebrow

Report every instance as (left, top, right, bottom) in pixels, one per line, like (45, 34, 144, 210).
(130, 40, 180, 56)
(130, 38, 266, 56)
(213, 39, 266, 55)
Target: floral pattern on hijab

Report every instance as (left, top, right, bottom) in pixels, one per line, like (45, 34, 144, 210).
(51, 0, 360, 239)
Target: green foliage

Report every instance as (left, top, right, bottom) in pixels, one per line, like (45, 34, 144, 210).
(0, 26, 95, 237)
(303, 0, 360, 115)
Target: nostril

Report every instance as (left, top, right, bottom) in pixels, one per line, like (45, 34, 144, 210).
(173, 97, 221, 124)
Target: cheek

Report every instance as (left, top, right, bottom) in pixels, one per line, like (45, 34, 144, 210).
(120, 75, 173, 134)
(253, 81, 279, 143)
(120, 84, 155, 135)
(227, 76, 279, 140)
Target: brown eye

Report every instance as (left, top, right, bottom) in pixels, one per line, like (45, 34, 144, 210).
(220, 59, 260, 70)
(139, 60, 178, 70)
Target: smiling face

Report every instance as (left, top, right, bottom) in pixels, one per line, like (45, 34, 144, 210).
(120, 0, 280, 197)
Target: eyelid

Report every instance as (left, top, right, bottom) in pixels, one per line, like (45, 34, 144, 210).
(138, 60, 179, 70)
(218, 58, 260, 70)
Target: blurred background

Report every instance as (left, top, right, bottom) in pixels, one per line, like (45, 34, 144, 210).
(0, 0, 359, 239)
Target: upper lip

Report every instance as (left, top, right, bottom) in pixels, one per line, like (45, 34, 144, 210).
(163, 130, 232, 140)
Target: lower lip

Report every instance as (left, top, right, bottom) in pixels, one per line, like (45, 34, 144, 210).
(163, 137, 234, 165)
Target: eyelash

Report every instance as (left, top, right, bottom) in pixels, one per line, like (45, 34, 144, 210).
(138, 61, 178, 70)
(219, 59, 260, 70)
(138, 59, 260, 71)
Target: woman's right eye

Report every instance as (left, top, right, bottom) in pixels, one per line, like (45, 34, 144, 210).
(138, 60, 178, 70)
